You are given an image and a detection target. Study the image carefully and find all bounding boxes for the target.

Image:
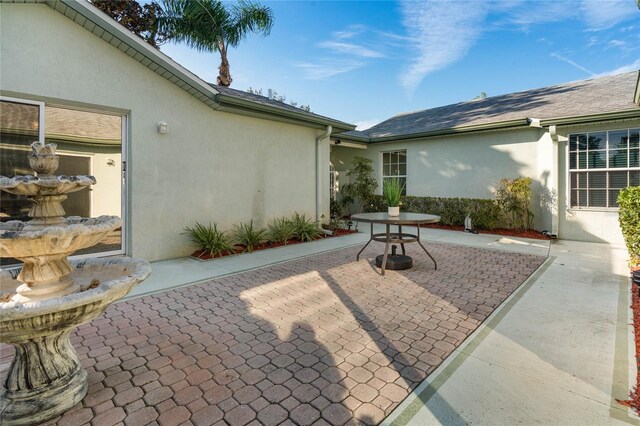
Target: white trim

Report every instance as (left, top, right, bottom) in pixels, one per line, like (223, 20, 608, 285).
(1, 96, 45, 144)
(567, 127, 639, 209)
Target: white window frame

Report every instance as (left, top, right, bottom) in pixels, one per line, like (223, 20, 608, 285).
(381, 149, 407, 195)
(567, 128, 640, 210)
(0, 96, 127, 260)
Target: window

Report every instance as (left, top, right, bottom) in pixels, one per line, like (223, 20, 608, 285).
(382, 150, 407, 195)
(569, 128, 639, 208)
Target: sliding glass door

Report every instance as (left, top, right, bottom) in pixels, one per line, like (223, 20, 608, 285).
(0, 97, 126, 265)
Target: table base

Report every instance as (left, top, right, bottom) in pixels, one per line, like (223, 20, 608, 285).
(375, 253, 413, 270)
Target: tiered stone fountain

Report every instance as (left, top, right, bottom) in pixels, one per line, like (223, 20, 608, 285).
(0, 142, 151, 425)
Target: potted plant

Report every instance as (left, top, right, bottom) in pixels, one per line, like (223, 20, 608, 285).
(383, 178, 404, 217)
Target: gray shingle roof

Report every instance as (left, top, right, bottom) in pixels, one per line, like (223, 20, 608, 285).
(213, 85, 352, 128)
(347, 71, 639, 140)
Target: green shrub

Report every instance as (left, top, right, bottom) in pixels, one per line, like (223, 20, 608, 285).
(495, 177, 534, 230)
(268, 217, 295, 245)
(383, 178, 404, 207)
(330, 198, 343, 219)
(618, 186, 640, 267)
(341, 156, 377, 213)
(366, 195, 504, 230)
(291, 212, 322, 241)
(184, 222, 234, 257)
(233, 220, 268, 252)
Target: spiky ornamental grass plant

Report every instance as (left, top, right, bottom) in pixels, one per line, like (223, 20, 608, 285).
(383, 178, 404, 207)
(291, 212, 321, 242)
(184, 222, 234, 257)
(233, 220, 268, 252)
(268, 217, 295, 245)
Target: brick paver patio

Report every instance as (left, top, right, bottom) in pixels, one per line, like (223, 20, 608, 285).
(1, 242, 545, 426)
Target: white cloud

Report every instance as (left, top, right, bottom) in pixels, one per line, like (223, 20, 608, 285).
(317, 41, 385, 58)
(332, 24, 366, 40)
(580, 0, 638, 31)
(355, 119, 380, 131)
(294, 60, 364, 80)
(591, 58, 640, 78)
(550, 53, 595, 75)
(399, 0, 488, 91)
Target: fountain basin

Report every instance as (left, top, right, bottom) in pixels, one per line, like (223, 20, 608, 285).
(1, 216, 121, 301)
(0, 256, 151, 425)
(0, 175, 96, 197)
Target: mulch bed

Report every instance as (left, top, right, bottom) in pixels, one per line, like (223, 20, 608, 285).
(618, 266, 640, 413)
(419, 223, 551, 240)
(192, 228, 358, 260)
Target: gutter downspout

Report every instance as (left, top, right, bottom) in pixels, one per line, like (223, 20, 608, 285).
(549, 125, 568, 238)
(316, 126, 332, 223)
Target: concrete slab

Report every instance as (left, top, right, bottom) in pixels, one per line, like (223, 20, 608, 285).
(384, 238, 638, 426)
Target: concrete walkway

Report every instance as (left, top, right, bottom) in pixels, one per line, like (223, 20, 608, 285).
(123, 226, 638, 425)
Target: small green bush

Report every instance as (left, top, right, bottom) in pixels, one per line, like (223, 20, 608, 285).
(495, 177, 534, 230)
(184, 222, 234, 257)
(291, 212, 322, 241)
(341, 156, 377, 214)
(233, 220, 268, 252)
(268, 217, 295, 245)
(618, 187, 640, 267)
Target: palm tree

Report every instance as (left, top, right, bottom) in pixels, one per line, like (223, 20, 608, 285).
(160, 0, 274, 87)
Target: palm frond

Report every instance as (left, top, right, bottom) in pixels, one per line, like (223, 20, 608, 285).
(227, 0, 274, 47)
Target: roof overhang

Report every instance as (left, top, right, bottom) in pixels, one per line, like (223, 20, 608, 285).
(539, 109, 640, 127)
(634, 71, 640, 106)
(365, 119, 530, 143)
(214, 94, 355, 132)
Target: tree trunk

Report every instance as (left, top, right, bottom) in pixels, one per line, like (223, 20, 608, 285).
(217, 41, 232, 87)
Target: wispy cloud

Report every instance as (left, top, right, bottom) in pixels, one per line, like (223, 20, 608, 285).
(317, 41, 385, 58)
(399, 0, 488, 91)
(580, 0, 638, 31)
(550, 53, 595, 75)
(355, 119, 380, 131)
(591, 59, 640, 78)
(332, 24, 366, 40)
(294, 60, 364, 80)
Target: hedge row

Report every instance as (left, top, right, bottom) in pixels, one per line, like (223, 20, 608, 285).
(365, 195, 507, 230)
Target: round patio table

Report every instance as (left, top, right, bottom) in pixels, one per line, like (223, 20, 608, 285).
(351, 212, 441, 275)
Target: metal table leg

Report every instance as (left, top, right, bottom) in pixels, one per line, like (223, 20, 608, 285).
(416, 225, 437, 270)
(356, 222, 374, 261)
(398, 224, 406, 255)
(380, 223, 391, 276)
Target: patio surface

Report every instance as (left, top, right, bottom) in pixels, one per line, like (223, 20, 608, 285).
(2, 239, 544, 426)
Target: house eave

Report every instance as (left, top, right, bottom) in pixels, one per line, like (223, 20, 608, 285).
(214, 94, 355, 132)
(539, 109, 640, 127)
(366, 119, 530, 143)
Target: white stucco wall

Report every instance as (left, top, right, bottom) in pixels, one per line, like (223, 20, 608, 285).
(334, 119, 640, 244)
(556, 119, 640, 244)
(1, 4, 327, 261)
(332, 128, 554, 232)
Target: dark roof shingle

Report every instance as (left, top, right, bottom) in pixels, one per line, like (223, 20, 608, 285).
(351, 71, 639, 140)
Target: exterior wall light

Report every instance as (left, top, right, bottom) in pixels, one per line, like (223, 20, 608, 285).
(157, 121, 168, 134)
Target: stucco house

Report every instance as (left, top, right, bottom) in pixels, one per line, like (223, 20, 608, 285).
(332, 72, 640, 244)
(0, 1, 354, 262)
(1, 1, 639, 264)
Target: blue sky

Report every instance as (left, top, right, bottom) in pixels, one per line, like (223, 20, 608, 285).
(158, 0, 640, 129)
